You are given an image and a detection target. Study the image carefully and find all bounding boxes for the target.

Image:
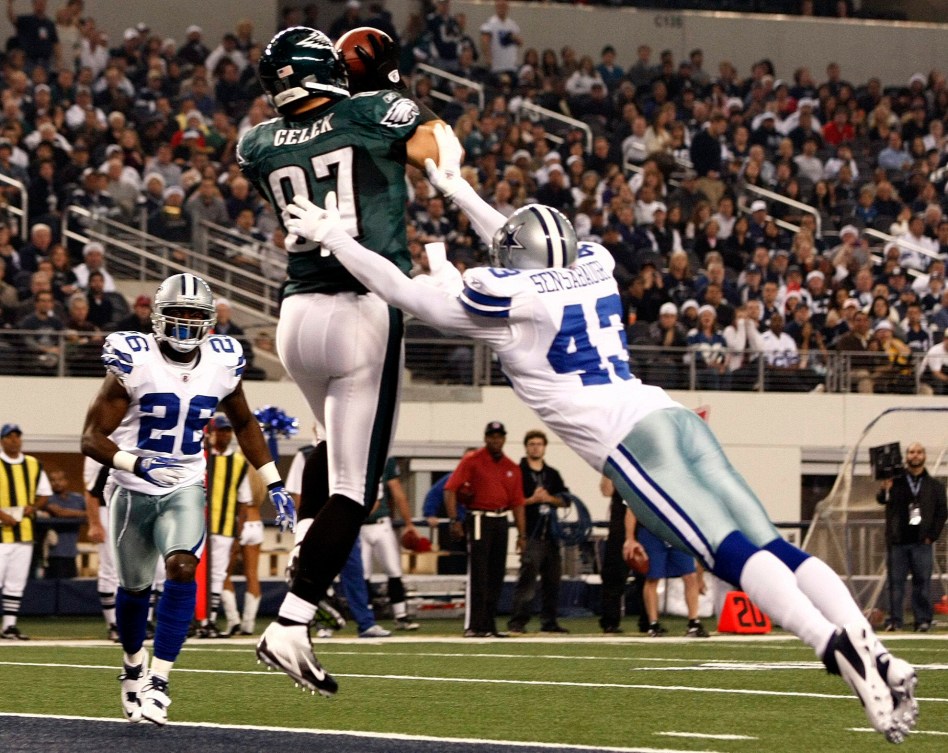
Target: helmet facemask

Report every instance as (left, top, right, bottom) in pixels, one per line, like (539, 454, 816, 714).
(151, 273, 217, 353)
(152, 306, 216, 352)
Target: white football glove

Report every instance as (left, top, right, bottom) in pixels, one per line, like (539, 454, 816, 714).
(285, 192, 342, 246)
(134, 456, 188, 488)
(420, 242, 463, 296)
(424, 122, 465, 200)
(239, 519, 265, 546)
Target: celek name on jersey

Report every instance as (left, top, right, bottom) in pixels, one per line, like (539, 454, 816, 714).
(273, 114, 335, 146)
(528, 260, 611, 294)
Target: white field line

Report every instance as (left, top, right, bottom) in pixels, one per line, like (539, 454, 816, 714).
(0, 712, 724, 753)
(850, 728, 948, 737)
(656, 732, 758, 741)
(1, 659, 946, 702)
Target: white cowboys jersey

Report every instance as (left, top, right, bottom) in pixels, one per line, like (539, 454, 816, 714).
(406, 243, 682, 470)
(102, 331, 246, 494)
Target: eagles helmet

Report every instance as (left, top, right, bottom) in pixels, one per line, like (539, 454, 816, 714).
(151, 273, 217, 353)
(489, 205, 578, 270)
(258, 27, 349, 114)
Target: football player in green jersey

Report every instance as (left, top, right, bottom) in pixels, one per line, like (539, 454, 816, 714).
(238, 26, 443, 696)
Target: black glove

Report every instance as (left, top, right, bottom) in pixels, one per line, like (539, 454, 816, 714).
(353, 32, 406, 92)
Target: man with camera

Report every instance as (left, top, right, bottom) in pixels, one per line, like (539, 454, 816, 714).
(876, 443, 947, 632)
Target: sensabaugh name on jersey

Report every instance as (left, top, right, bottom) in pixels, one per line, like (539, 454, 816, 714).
(272, 114, 335, 146)
(528, 258, 611, 294)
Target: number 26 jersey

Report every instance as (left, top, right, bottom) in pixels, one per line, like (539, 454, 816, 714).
(101, 331, 246, 494)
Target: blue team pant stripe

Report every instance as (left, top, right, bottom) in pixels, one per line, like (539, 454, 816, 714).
(617, 443, 716, 559)
(607, 447, 715, 568)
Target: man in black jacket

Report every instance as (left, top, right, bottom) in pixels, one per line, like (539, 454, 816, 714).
(507, 429, 569, 634)
(876, 442, 947, 632)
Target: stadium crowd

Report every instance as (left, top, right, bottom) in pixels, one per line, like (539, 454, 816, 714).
(0, 0, 945, 392)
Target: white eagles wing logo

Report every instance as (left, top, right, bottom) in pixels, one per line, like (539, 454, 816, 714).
(295, 32, 332, 50)
(380, 98, 419, 128)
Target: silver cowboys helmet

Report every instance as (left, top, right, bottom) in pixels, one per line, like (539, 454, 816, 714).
(151, 273, 217, 352)
(489, 204, 578, 270)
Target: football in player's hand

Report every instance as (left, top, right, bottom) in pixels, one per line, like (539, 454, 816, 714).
(626, 546, 650, 575)
(401, 528, 432, 552)
(335, 27, 400, 91)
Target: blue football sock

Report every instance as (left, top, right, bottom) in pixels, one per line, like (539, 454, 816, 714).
(153, 579, 197, 663)
(115, 587, 150, 656)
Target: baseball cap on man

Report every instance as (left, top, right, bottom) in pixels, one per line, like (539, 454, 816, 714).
(210, 414, 232, 431)
(484, 421, 506, 435)
(1, 423, 22, 437)
(750, 200, 767, 213)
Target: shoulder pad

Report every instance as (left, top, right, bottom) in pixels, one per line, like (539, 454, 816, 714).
(236, 121, 275, 166)
(575, 242, 615, 275)
(202, 335, 247, 377)
(459, 267, 530, 319)
(102, 331, 155, 379)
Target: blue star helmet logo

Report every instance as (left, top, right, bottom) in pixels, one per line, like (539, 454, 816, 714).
(501, 225, 526, 252)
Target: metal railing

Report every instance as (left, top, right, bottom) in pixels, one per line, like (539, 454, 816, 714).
(61, 205, 282, 325)
(2, 324, 938, 395)
(196, 219, 285, 319)
(514, 101, 593, 153)
(862, 227, 943, 267)
(740, 183, 822, 238)
(0, 174, 28, 239)
(413, 63, 485, 112)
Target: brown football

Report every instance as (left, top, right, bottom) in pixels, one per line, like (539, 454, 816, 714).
(626, 546, 650, 576)
(335, 26, 392, 82)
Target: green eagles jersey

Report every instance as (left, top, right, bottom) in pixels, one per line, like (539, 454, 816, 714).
(237, 91, 419, 296)
(366, 456, 400, 523)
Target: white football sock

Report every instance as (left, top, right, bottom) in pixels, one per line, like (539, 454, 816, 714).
(740, 550, 836, 658)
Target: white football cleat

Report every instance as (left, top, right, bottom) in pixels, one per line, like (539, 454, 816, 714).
(830, 624, 904, 743)
(878, 653, 918, 732)
(118, 649, 148, 722)
(256, 622, 338, 697)
(139, 672, 171, 726)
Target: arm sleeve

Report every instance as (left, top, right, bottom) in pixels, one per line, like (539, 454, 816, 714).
(323, 227, 495, 337)
(447, 181, 507, 247)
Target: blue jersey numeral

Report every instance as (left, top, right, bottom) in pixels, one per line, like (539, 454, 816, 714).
(138, 393, 219, 455)
(546, 294, 632, 385)
(209, 336, 235, 353)
(124, 334, 150, 352)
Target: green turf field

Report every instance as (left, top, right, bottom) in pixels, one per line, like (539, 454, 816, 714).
(1, 617, 945, 752)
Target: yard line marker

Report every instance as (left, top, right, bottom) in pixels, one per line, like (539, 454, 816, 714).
(849, 728, 948, 737)
(0, 712, 722, 753)
(657, 732, 758, 741)
(2, 661, 946, 703)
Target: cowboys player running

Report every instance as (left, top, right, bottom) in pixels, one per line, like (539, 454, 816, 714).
(81, 273, 295, 726)
(236, 27, 441, 695)
(285, 124, 918, 744)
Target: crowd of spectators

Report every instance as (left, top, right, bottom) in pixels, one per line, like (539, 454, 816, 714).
(400, 0, 948, 393)
(0, 1, 944, 391)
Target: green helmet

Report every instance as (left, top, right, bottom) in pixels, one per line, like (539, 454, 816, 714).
(258, 27, 349, 114)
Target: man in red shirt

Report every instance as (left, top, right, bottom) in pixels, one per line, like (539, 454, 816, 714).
(822, 107, 854, 147)
(445, 421, 526, 637)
